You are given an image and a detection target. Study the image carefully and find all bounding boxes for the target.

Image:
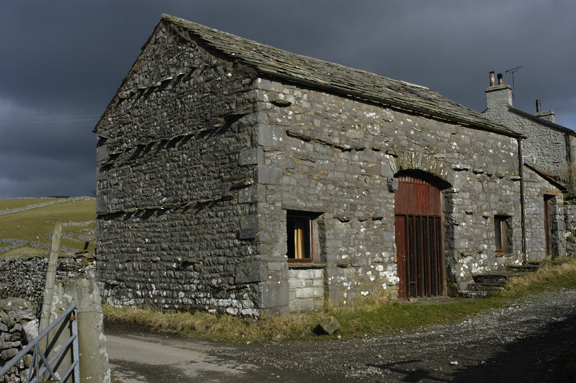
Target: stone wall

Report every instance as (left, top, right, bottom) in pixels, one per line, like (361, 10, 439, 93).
(564, 200, 576, 257)
(95, 21, 263, 315)
(0, 299, 38, 383)
(253, 77, 530, 298)
(483, 84, 574, 180)
(288, 267, 324, 311)
(0, 253, 94, 303)
(524, 167, 566, 260)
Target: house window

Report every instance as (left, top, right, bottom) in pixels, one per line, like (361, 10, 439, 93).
(495, 215, 512, 253)
(287, 211, 314, 263)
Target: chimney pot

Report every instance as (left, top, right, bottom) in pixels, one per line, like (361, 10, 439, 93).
(536, 99, 541, 113)
(497, 73, 503, 85)
(489, 72, 495, 86)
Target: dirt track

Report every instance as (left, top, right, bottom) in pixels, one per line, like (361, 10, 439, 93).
(108, 289, 576, 382)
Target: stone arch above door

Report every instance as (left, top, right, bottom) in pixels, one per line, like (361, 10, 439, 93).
(388, 151, 452, 189)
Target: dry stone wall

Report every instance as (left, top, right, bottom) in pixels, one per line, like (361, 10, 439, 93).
(0, 299, 38, 383)
(0, 253, 94, 304)
(564, 200, 576, 257)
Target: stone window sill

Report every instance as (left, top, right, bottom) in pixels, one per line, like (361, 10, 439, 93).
(288, 263, 326, 269)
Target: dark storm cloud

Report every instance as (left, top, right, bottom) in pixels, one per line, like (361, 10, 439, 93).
(1, 1, 575, 197)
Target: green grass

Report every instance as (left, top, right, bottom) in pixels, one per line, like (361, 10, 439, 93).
(103, 259, 576, 344)
(0, 198, 58, 211)
(0, 199, 96, 251)
(103, 296, 504, 343)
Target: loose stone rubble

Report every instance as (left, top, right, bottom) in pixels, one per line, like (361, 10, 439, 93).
(0, 298, 38, 383)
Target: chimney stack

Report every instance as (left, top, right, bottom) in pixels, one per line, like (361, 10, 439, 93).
(535, 99, 555, 123)
(485, 72, 513, 109)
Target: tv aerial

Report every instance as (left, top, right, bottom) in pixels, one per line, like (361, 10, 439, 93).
(506, 66, 522, 98)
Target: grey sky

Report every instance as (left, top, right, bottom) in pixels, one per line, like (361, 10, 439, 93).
(1, 1, 574, 198)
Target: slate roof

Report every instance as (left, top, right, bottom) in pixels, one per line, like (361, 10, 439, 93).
(162, 14, 522, 138)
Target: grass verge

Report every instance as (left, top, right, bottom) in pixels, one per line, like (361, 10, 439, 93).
(103, 258, 576, 344)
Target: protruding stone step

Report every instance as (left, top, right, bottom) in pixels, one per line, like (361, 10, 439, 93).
(473, 272, 523, 284)
(462, 262, 543, 299)
(506, 264, 540, 272)
(466, 282, 506, 292)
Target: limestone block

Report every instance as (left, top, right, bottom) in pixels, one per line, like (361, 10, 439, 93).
(295, 287, 323, 299)
(51, 276, 111, 383)
(238, 147, 263, 166)
(238, 185, 264, 203)
(388, 178, 399, 192)
(257, 78, 283, 92)
(315, 316, 341, 335)
(96, 145, 108, 163)
(257, 125, 283, 148)
(256, 280, 289, 309)
(257, 165, 283, 185)
(235, 261, 267, 284)
(290, 299, 315, 312)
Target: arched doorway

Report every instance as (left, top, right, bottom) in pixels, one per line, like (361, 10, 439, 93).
(395, 176, 444, 299)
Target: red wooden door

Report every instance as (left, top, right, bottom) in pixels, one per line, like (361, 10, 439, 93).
(395, 177, 444, 299)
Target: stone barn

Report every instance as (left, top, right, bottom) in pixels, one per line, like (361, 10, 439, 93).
(95, 15, 565, 316)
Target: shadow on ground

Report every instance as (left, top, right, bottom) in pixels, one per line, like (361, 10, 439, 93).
(367, 313, 576, 382)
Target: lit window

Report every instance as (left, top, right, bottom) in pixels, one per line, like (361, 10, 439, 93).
(287, 211, 313, 262)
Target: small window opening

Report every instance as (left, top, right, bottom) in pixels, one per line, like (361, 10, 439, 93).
(495, 215, 512, 253)
(287, 211, 315, 263)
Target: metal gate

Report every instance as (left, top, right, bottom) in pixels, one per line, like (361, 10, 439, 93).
(395, 176, 444, 299)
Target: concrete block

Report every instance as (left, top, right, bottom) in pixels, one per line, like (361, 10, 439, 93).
(315, 316, 341, 335)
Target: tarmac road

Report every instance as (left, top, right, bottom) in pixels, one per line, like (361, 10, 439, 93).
(106, 330, 313, 382)
(107, 289, 576, 382)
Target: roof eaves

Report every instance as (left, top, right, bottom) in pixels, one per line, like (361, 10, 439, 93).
(508, 107, 576, 136)
(524, 163, 567, 192)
